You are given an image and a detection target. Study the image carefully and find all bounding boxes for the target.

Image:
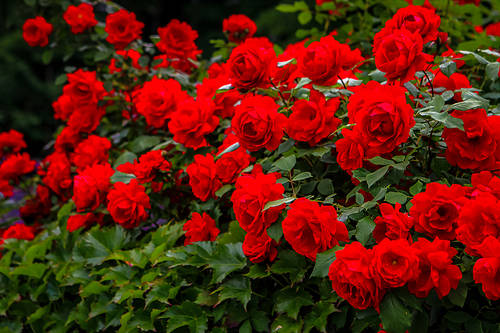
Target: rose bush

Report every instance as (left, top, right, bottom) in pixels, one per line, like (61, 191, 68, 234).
(1, 0, 500, 332)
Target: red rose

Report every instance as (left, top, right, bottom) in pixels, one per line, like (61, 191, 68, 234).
(347, 81, 415, 158)
(105, 9, 144, 50)
(227, 37, 276, 90)
(109, 49, 143, 74)
(328, 242, 385, 310)
(22, 16, 53, 47)
(215, 133, 253, 184)
(20, 185, 52, 222)
(73, 163, 114, 212)
(242, 231, 278, 263)
(409, 182, 467, 240)
(408, 238, 462, 299)
(118, 150, 171, 184)
(183, 212, 220, 245)
(470, 171, 500, 200)
(373, 27, 432, 82)
(473, 236, 500, 300)
(0, 130, 27, 159)
(63, 3, 97, 34)
(39, 152, 73, 200)
(432, 71, 471, 101)
(335, 129, 365, 171)
(456, 193, 500, 256)
(54, 127, 82, 153)
(286, 90, 341, 146)
(486, 22, 500, 37)
(223, 14, 257, 43)
(186, 154, 222, 202)
(156, 19, 202, 73)
(231, 94, 286, 152)
(443, 109, 499, 171)
(370, 238, 419, 288)
(0, 153, 35, 182)
(2, 223, 36, 240)
(231, 165, 285, 234)
(373, 203, 414, 243)
(71, 135, 111, 170)
(196, 75, 242, 119)
(385, 5, 441, 44)
(67, 213, 100, 232)
(0, 179, 13, 198)
(67, 104, 105, 134)
(168, 98, 219, 149)
(298, 35, 363, 86)
(52, 94, 74, 121)
(269, 41, 303, 93)
(282, 198, 348, 261)
(63, 69, 105, 106)
(107, 179, 150, 229)
(135, 77, 189, 128)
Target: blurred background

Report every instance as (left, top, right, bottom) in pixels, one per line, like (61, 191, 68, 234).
(0, 0, 300, 157)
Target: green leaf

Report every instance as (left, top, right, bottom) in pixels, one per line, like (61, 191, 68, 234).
(420, 110, 464, 130)
(215, 184, 233, 197)
(380, 292, 413, 333)
(41, 49, 53, 64)
(163, 302, 208, 333)
(110, 171, 136, 184)
(385, 191, 408, 204)
(447, 281, 468, 307)
(11, 263, 46, 279)
(267, 220, 283, 242)
(245, 264, 270, 279)
(450, 98, 489, 112)
(75, 226, 130, 265)
(439, 61, 457, 77)
(292, 172, 312, 181)
(366, 166, 389, 188)
(273, 155, 296, 171)
(431, 95, 445, 112)
(298, 11, 312, 25)
(310, 246, 341, 278)
(271, 315, 303, 332)
(80, 281, 110, 297)
(355, 217, 375, 246)
(277, 58, 296, 68)
(217, 277, 252, 309)
(278, 139, 295, 154)
(129, 135, 161, 153)
(113, 151, 137, 168)
(486, 62, 499, 81)
(209, 243, 247, 283)
(276, 4, 299, 12)
(275, 287, 313, 319)
(54, 74, 67, 85)
(271, 250, 307, 282)
(409, 181, 423, 196)
(317, 179, 334, 195)
(369, 156, 394, 166)
(217, 142, 240, 158)
(263, 197, 294, 211)
(303, 301, 338, 333)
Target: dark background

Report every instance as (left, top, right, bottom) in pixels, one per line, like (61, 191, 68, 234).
(0, 0, 300, 156)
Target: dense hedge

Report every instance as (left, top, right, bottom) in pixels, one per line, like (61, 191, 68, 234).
(1, 0, 500, 332)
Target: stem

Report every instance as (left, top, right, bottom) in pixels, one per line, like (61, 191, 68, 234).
(423, 71, 434, 97)
(269, 77, 289, 108)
